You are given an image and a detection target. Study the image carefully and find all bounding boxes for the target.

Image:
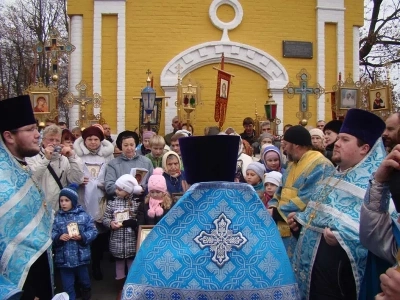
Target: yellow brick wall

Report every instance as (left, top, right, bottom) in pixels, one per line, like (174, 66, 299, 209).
(182, 63, 270, 134)
(101, 15, 118, 132)
(325, 23, 338, 122)
(68, 0, 364, 134)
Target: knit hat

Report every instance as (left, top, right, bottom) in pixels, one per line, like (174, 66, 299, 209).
(340, 109, 385, 148)
(116, 131, 139, 150)
(59, 183, 79, 207)
(148, 168, 167, 193)
(180, 135, 239, 184)
(309, 128, 324, 139)
(246, 162, 266, 180)
(115, 174, 143, 194)
(0, 95, 36, 132)
(323, 120, 342, 134)
(262, 145, 282, 171)
(283, 125, 312, 146)
(263, 171, 282, 187)
(92, 123, 105, 134)
(82, 126, 104, 141)
(143, 130, 156, 140)
(175, 129, 192, 137)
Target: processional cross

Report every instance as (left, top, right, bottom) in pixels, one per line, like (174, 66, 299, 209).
(63, 80, 103, 127)
(284, 69, 324, 122)
(36, 28, 75, 81)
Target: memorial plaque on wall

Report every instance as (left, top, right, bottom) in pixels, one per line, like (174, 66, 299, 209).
(282, 41, 313, 59)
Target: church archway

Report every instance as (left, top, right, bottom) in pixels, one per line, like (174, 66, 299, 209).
(160, 41, 289, 132)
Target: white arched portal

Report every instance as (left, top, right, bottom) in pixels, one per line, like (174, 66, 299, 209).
(160, 41, 289, 133)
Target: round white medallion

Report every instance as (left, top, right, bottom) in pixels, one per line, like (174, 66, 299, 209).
(209, 0, 243, 41)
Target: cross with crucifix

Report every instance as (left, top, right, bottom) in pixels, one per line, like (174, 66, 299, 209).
(284, 69, 324, 121)
(63, 80, 103, 127)
(36, 28, 75, 82)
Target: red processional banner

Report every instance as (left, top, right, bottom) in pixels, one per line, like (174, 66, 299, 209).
(214, 54, 232, 129)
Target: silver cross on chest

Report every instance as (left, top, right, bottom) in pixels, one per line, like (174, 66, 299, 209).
(194, 213, 247, 267)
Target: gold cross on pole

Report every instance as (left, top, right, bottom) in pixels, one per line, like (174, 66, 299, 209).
(36, 28, 75, 82)
(63, 80, 103, 127)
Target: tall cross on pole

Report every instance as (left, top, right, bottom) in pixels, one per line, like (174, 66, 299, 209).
(36, 28, 75, 83)
(63, 80, 103, 128)
(284, 69, 324, 123)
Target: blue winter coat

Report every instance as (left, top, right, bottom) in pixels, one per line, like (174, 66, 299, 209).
(52, 205, 98, 268)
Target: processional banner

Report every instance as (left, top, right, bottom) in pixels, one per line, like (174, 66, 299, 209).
(214, 54, 233, 129)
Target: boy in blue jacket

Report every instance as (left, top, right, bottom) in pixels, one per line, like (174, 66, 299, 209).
(52, 183, 98, 300)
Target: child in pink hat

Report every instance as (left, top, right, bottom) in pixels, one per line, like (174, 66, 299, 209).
(137, 168, 174, 225)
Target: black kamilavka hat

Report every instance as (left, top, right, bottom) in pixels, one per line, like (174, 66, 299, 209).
(0, 95, 36, 132)
(179, 135, 239, 184)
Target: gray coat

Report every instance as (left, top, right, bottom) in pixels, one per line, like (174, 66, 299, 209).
(360, 178, 397, 264)
(104, 154, 153, 197)
(102, 196, 139, 259)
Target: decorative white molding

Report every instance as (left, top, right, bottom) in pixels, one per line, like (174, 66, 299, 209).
(160, 41, 289, 130)
(353, 26, 360, 80)
(93, 1, 126, 133)
(209, 0, 244, 41)
(68, 15, 83, 129)
(316, 0, 345, 121)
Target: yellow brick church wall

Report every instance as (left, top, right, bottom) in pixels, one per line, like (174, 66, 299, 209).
(68, 0, 363, 134)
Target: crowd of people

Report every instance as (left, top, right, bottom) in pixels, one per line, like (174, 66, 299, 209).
(1, 94, 400, 300)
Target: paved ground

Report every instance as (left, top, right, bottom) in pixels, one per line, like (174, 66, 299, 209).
(55, 255, 117, 300)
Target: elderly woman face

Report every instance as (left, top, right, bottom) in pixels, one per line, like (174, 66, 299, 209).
(121, 137, 136, 158)
(261, 137, 273, 146)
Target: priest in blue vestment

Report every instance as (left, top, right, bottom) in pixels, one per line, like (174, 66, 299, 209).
(0, 96, 54, 299)
(288, 109, 386, 299)
(122, 135, 300, 299)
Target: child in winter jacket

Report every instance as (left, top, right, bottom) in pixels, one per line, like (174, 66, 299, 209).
(102, 174, 143, 299)
(52, 183, 98, 300)
(137, 167, 174, 226)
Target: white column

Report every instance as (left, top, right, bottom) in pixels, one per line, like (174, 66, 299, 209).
(353, 26, 360, 80)
(68, 15, 83, 129)
(316, 0, 345, 121)
(270, 87, 284, 135)
(161, 86, 178, 134)
(93, 0, 126, 133)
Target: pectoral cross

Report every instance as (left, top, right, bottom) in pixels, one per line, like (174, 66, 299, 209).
(63, 80, 103, 127)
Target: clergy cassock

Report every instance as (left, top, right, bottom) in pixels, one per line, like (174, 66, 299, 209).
(0, 96, 54, 299)
(292, 109, 386, 299)
(123, 135, 300, 299)
(269, 141, 335, 258)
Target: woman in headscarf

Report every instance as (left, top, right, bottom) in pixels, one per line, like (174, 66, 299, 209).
(73, 125, 114, 281)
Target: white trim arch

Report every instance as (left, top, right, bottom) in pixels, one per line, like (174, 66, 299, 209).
(160, 41, 289, 133)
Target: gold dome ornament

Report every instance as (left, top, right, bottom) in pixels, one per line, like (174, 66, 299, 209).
(51, 74, 59, 82)
(300, 119, 308, 126)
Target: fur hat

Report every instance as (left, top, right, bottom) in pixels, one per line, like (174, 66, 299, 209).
(115, 174, 142, 194)
(148, 168, 167, 193)
(246, 162, 266, 180)
(143, 131, 156, 140)
(309, 128, 324, 139)
(323, 120, 342, 134)
(283, 125, 312, 146)
(82, 126, 104, 141)
(0, 95, 36, 132)
(340, 109, 385, 148)
(116, 131, 139, 150)
(263, 171, 282, 187)
(180, 135, 239, 184)
(59, 183, 79, 207)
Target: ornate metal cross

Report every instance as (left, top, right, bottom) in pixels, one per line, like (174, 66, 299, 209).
(63, 80, 103, 127)
(194, 213, 247, 268)
(36, 28, 75, 80)
(284, 69, 324, 121)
